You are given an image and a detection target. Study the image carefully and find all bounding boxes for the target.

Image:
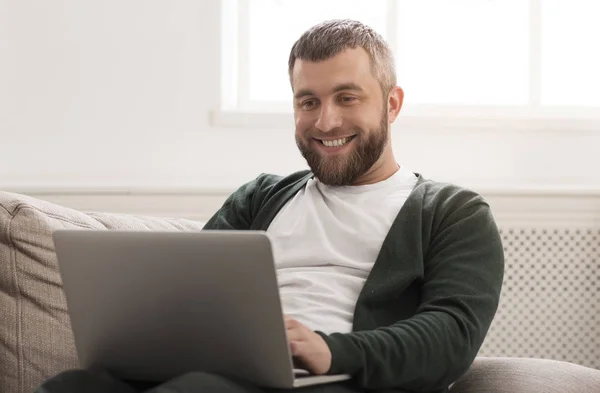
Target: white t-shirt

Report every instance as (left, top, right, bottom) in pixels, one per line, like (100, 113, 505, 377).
(266, 165, 418, 334)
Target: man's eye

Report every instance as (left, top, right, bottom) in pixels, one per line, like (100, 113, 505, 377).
(302, 100, 317, 109)
(340, 96, 357, 103)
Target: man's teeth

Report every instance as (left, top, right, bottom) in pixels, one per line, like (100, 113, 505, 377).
(322, 137, 351, 147)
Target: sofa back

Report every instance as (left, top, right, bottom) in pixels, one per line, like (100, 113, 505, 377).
(0, 191, 205, 393)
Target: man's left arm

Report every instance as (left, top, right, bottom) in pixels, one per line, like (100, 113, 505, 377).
(316, 202, 504, 391)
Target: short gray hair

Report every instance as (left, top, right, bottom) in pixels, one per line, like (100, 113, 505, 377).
(288, 19, 397, 95)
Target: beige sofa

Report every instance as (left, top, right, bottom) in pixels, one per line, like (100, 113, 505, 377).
(1, 190, 599, 393)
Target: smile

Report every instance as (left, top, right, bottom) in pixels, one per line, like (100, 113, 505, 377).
(317, 136, 356, 147)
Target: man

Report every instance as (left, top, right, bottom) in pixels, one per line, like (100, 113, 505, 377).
(37, 19, 504, 393)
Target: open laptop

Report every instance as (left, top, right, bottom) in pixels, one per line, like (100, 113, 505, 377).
(52, 229, 351, 389)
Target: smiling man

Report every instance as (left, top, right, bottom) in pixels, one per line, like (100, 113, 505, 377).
(37, 19, 504, 393)
(291, 45, 401, 188)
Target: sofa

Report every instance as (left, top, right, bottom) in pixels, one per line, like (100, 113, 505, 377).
(1, 190, 599, 393)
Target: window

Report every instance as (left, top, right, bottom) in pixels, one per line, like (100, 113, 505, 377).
(217, 0, 600, 129)
(541, 0, 600, 107)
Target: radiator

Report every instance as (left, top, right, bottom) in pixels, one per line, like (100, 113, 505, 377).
(478, 227, 600, 369)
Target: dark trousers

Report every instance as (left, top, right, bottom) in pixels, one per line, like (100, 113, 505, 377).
(35, 369, 363, 393)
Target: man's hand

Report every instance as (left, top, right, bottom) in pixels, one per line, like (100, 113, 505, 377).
(284, 316, 332, 375)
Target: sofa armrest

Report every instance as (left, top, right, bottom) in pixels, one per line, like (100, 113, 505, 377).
(450, 357, 600, 393)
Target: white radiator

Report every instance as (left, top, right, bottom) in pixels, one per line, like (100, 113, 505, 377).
(479, 227, 600, 369)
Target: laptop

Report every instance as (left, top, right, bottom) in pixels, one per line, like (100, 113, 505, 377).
(52, 229, 352, 389)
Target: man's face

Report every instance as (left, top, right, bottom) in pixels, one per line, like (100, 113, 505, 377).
(291, 47, 389, 186)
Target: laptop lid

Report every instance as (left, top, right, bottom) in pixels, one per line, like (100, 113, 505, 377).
(53, 229, 300, 388)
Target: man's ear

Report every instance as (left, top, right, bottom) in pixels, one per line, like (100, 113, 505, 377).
(387, 86, 404, 123)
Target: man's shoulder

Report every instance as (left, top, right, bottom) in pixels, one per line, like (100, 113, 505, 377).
(233, 170, 312, 199)
(413, 174, 489, 212)
(204, 170, 313, 230)
(252, 170, 312, 189)
(411, 175, 498, 237)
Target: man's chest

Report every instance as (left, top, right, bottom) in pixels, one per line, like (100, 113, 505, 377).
(266, 189, 405, 271)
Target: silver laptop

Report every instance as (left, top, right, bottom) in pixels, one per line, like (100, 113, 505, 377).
(52, 229, 351, 389)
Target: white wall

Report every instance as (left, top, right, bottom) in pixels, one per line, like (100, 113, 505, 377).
(1, 0, 600, 194)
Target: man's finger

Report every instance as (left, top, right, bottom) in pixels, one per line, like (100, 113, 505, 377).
(285, 318, 301, 329)
(289, 340, 305, 356)
(286, 327, 305, 343)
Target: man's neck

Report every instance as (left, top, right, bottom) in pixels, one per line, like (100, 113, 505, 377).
(351, 159, 400, 186)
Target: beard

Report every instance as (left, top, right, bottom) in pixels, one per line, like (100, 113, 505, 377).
(296, 110, 389, 186)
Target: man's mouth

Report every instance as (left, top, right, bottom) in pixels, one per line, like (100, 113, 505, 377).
(316, 135, 356, 147)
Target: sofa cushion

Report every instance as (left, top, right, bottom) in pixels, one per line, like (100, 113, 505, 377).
(450, 356, 600, 393)
(0, 191, 205, 393)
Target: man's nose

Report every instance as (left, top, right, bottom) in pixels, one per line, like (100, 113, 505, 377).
(314, 103, 343, 132)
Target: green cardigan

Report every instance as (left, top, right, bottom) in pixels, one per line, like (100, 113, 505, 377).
(203, 171, 505, 393)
